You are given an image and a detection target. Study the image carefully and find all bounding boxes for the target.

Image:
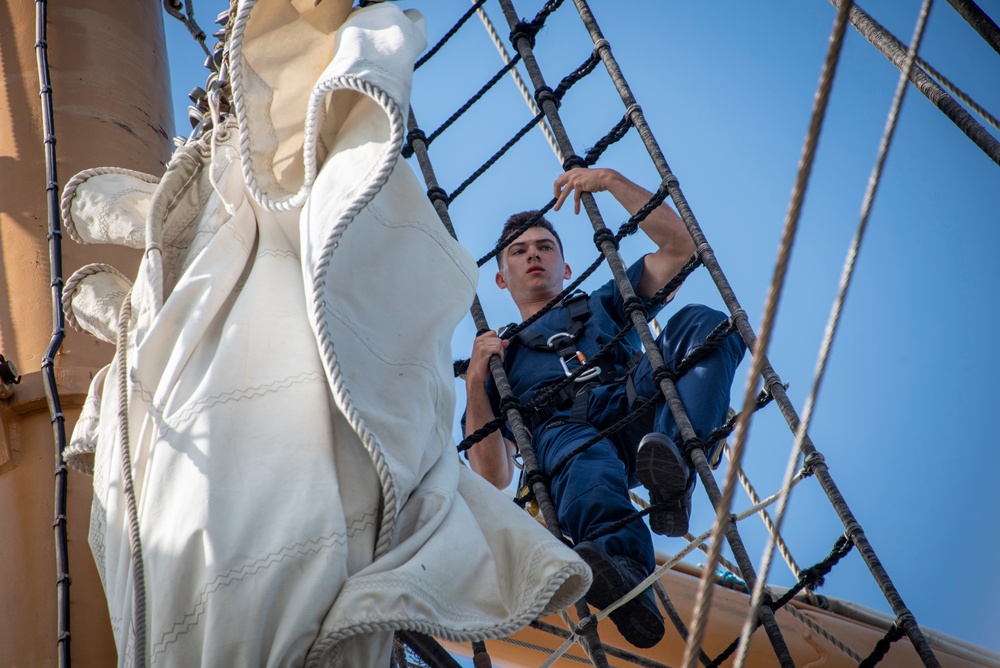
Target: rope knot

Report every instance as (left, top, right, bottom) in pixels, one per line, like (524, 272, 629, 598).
(402, 127, 427, 158)
(622, 295, 646, 319)
(533, 85, 559, 109)
(802, 451, 825, 475)
(592, 227, 618, 250)
(680, 437, 705, 457)
(653, 366, 676, 387)
(425, 186, 448, 204)
(523, 468, 548, 488)
(509, 20, 539, 49)
(562, 154, 587, 171)
(498, 395, 524, 416)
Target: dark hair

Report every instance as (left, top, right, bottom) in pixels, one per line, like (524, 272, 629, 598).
(497, 210, 564, 267)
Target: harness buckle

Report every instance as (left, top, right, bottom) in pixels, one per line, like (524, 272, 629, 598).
(546, 332, 601, 382)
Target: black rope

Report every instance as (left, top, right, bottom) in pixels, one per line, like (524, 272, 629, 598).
(36, 1, 71, 665)
(704, 534, 854, 668)
(653, 582, 714, 667)
(448, 52, 602, 203)
(414, 0, 489, 71)
(703, 385, 778, 446)
(508, 0, 566, 49)
(403, 54, 522, 158)
(583, 115, 632, 166)
(859, 623, 906, 668)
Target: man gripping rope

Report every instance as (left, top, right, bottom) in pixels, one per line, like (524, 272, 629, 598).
(464, 167, 746, 648)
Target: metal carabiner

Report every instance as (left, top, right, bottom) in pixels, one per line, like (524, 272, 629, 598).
(547, 332, 601, 382)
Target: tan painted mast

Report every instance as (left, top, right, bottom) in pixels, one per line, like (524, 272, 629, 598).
(0, 0, 173, 664)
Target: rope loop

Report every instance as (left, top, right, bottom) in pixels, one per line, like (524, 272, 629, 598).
(802, 451, 826, 475)
(681, 437, 705, 457)
(498, 394, 524, 416)
(592, 227, 617, 250)
(509, 21, 539, 49)
(653, 366, 676, 387)
(402, 127, 427, 158)
(575, 612, 599, 636)
(523, 468, 548, 488)
(425, 186, 448, 204)
(562, 154, 587, 171)
(592, 38, 610, 54)
(533, 85, 559, 109)
(622, 295, 646, 319)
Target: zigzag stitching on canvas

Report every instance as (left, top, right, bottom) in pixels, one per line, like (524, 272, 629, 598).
(257, 247, 299, 260)
(165, 370, 325, 426)
(151, 510, 376, 658)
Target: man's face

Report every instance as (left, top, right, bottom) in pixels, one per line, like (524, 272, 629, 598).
(496, 227, 571, 302)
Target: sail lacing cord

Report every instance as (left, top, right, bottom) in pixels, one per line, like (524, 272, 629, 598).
(36, 0, 72, 664)
(733, 2, 935, 667)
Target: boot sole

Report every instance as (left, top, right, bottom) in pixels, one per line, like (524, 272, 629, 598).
(575, 543, 663, 649)
(636, 436, 690, 537)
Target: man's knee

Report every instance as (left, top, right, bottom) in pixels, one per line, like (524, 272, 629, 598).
(658, 304, 736, 359)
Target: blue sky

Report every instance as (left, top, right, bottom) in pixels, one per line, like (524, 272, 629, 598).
(165, 0, 1000, 658)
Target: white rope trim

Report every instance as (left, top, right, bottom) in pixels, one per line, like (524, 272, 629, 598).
(61, 262, 132, 334)
(60, 166, 160, 245)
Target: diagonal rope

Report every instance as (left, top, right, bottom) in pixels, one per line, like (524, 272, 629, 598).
(473, 0, 563, 161)
(414, 0, 488, 70)
(683, 3, 855, 667)
(734, 2, 934, 666)
(163, 0, 211, 58)
(832, 0, 1000, 166)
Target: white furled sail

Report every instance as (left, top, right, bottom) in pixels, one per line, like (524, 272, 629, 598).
(61, 2, 590, 666)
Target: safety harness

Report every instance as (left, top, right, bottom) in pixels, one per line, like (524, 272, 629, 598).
(504, 291, 641, 431)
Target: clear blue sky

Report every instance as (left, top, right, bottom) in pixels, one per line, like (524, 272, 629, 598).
(165, 0, 1000, 658)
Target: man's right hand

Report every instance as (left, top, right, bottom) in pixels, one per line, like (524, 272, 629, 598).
(466, 330, 509, 389)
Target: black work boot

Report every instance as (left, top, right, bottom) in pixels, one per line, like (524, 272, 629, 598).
(574, 541, 664, 648)
(636, 433, 692, 537)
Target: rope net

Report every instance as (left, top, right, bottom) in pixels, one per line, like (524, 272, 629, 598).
(394, 0, 998, 666)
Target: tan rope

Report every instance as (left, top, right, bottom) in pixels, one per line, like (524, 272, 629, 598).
(472, 0, 563, 162)
(682, 4, 855, 666)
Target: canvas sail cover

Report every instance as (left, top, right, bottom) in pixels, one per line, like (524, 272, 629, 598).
(61, 2, 590, 665)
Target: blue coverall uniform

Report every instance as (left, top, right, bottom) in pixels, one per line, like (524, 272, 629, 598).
(478, 258, 746, 572)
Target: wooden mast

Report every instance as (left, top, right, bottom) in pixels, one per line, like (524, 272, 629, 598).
(0, 0, 172, 664)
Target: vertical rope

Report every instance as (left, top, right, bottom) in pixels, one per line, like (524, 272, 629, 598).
(116, 296, 147, 668)
(35, 0, 72, 664)
(739, 0, 942, 648)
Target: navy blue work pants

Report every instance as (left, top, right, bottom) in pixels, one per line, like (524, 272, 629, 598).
(533, 305, 747, 571)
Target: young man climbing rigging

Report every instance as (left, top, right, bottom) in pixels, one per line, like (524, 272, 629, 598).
(464, 167, 746, 649)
